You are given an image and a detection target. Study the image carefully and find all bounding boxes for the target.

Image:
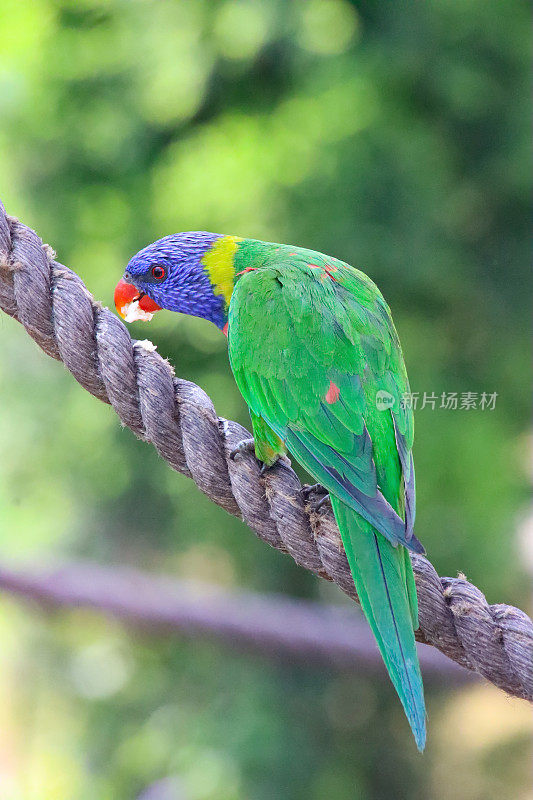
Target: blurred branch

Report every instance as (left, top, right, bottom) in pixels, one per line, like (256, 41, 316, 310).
(0, 201, 532, 700)
(0, 560, 470, 682)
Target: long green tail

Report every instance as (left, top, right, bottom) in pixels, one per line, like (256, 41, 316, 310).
(331, 496, 426, 751)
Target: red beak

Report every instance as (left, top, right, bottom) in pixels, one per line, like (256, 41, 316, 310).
(114, 279, 161, 321)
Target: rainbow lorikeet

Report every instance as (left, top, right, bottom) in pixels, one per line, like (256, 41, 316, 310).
(115, 233, 426, 749)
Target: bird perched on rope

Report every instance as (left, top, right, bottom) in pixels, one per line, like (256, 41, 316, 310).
(114, 233, 427, 750)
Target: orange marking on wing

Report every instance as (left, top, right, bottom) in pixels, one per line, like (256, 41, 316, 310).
(222, 322, 229, 337)
(324, 264, 339, 281)
(236, 267, 257, 276)
(309, 262, 339, 282)
(325, 381, 340, 404)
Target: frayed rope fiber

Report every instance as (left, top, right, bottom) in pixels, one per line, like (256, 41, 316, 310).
(0, 200, 531, 701)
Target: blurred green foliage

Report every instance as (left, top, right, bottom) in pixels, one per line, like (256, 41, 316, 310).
(0, 1, 530, 798)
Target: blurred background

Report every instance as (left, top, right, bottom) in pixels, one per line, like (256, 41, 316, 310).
(0, 0, 531, 798)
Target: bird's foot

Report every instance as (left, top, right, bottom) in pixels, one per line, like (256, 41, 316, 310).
(301, 483, 325, 499)
(229, 438, 256, 461)
(301, 483, 330, 511)
(314, 493, 331, 510)
(229, 438, 275, 475)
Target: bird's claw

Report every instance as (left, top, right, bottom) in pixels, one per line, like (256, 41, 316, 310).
(314, 493, 331, 511)
(229, 438, 278, 475)
(301, 483, 330, 511)
(301, 483, 325, 499)
(229, 438, 256, 461)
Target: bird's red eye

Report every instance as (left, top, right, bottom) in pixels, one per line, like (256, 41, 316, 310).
(151, 265, 166, 280)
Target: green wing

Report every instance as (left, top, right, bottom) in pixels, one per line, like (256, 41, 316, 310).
(227, 248, 420, 554)
(227, 247, 426, 749)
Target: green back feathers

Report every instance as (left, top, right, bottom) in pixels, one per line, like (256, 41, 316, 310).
(229, 241, 419, 551)
(227, 239, 426, 748)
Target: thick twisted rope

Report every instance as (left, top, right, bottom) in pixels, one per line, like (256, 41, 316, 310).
(0, 200, 531, 701)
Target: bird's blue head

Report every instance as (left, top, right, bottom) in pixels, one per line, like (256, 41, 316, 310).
(115, 232, 242, 331)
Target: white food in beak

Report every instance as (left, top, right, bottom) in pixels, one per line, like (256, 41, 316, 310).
(122, 299, 154, 323)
